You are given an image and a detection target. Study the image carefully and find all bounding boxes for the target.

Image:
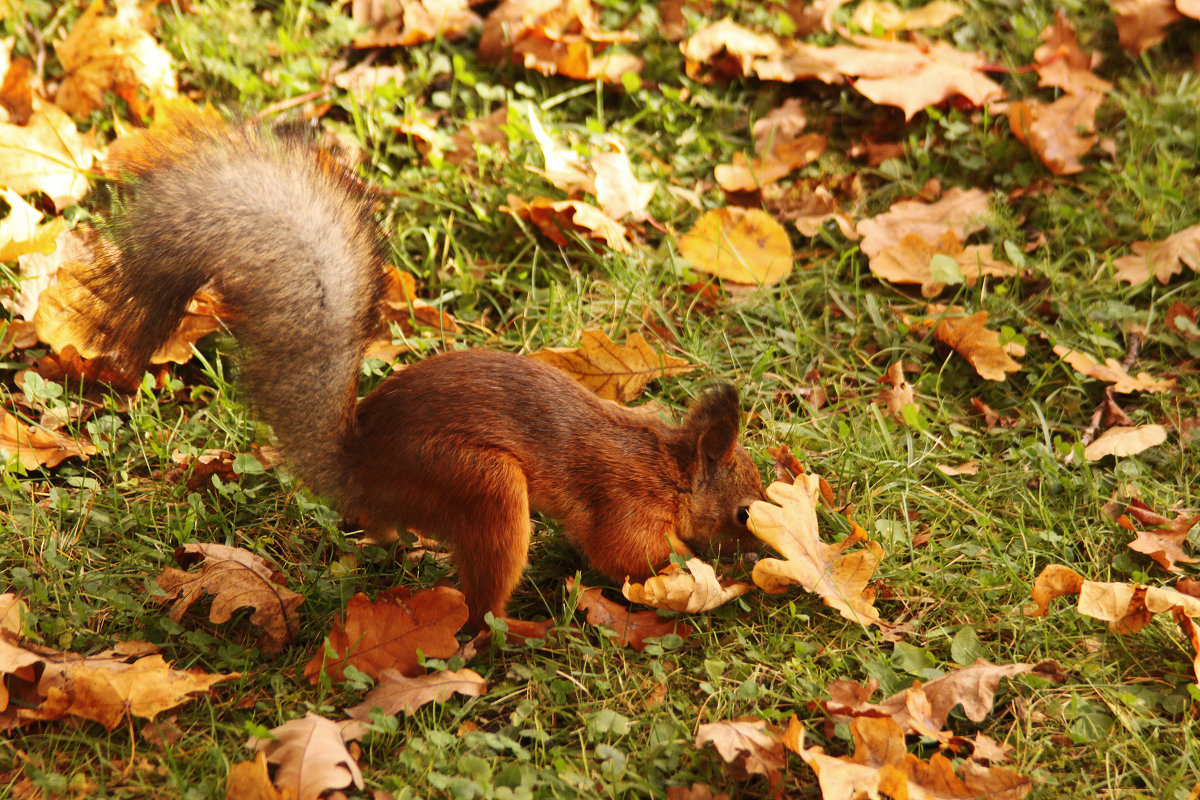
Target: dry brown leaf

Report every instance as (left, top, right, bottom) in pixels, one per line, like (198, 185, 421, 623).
(877, 361, 915, 420)
(1122, 499, 1200, 573)
(304, 586, 467, 683)
(790, 716, 1033, 800)
(851, 0, 963, 31)
(1112, 222, 1200, 284)
(871, 231, 1016, 297)
(679, 18, 781, 76)
(713, 133, 826, 192)
(1109, 0, 1182, 53)
(501, 194, 630, 252)
(1053, 345, 1175, 393)
(54, 0, 177, 118)
(749, 478, 885, 627)
(155, 543, 304, 653)
(529, 329, 696, 403)
(695, 719, 785, 781)
(0, 101, 98, 206)
(446, 106, 509, 168)
(1033, 12, 1112, 94)
(1083, 424, 1167, 460)
(345, 667, 486, 719)
(789, 184, 859, 240)
(0, 406, 97, 470)
(857, 186, 990, 259)
(1023, 564, 1086, 617)
(570, 579, 693, 650)
(225, 752, 284, 800)
(665, 783, 730, 800)
(932, 311, 1022, 381)
(622, 558, 752, 613)
(678, 207, 794, 285)
(591, 148, 657, 221)
(351, 0, 481, 48)
(249, 712, 364, 800)
(1008, 91, 1103, 176)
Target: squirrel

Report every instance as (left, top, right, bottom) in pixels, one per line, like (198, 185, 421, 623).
(75, 109, 766, 630)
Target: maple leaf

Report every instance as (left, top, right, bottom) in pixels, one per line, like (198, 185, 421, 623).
(0, 406, 97, 470)
(53, 0, 178, 118)
(932, 310, 1023, 381)
(529, 329, 696, 403)
(1111, 222, 1200, 284)
(155, 543, 303, 653)
(1008, 90, 1103, 176)
(1109, 0, 1181, 54)
(695, 718, 786, 782)
(748, 478, 886, 627)
(857, 186, 990, 260)
(677, 207, 794, 285)
(501, 194, 630, 252)
(249, 712, 364, 800)
(1082, 424, 1167, 461)
(224, 752, 284, 800)
(1052, 345, 1175, 393)
(345, 667, 486, 719)
(622, 558, 752, 613)
(351, 0, 481, 48)
(304, 586, 467, 683)
(0, 101, 98, 206)
(570, 579, 693, 650)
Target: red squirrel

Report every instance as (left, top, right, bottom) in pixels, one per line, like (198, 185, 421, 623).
(75, 109, 766, 630)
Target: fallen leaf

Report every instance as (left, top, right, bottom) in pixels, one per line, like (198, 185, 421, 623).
(622, 558, 752, 613)
(155, 543, 304, 653)
(935, 461, 979, 476)
(571, 579, 693, 650)
(871, 231, 1016, 297)
(527, 107, 594, 192)
(304, 587, 467, 683)
(857, 186, 990, 259)
(53, 0, 177, 118)
(749, 478, 886, 627)
(1033, 12, 1112, 94)
(752, 98, 808, 152)
(345, 667, 486, 719)
(225, 752, 284, 800)
(678, 207, 794, 285)
(789, 184, 859, 240)
(877, 361, 915, 420)
(351, 0, 481, 48)
(591, 148, 657, 221)
(501, 194, 630, 252)
(1008, 91, 1103, 175)
(1126, 505, 1200, 572)
(0, 595, 25, 636)
(665, 783, 730, 800)
(1111, 222, 1200, 284)
(1053, 346, 1175, 393)
(695, 719, 785, 781)
(0, 101, 98, 206)
(713, 133, 827, 192)
(851, 0, 963, 32)
(0, 189, 67, 263)
(249, 712, 364, 800)
(1109, 0, 1181, 54)
(1083, 425, 1167, 460)
(529, 329, 696, 403)
(0, 406, 97, 470)
(932, 311, 1022, 381)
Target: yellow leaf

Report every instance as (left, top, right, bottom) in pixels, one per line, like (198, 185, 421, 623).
(622, 558, 751, 613)
(1053, 346, 1175, 393)
(529, 329, 696, 403)
(0, 189, 66, 262)
(678, 207, 793, 285)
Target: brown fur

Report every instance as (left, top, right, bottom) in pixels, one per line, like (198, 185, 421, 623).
(81, 111, 766, 630)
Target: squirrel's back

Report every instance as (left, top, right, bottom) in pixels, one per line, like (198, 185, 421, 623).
(79, 110, 387, 497)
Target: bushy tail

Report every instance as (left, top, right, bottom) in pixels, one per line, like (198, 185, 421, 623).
(78, 107, 387, 498)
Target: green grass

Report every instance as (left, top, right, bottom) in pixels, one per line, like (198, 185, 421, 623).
(3, 0, 1200, 797)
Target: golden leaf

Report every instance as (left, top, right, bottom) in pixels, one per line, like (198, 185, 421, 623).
(622, 558, 751, 613)
(678, 207, 793, 285)
(529, 329, 696, 403)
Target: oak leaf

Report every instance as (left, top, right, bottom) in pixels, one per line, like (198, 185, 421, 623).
(1052, 346, 1175, 393)
(695, 719, 785, 781)
(249, 712, 364, 800)
(501, 194, 630, 252)
(622, 558, 752, 613)
(1111, 222, 1200, 284)
(0, 406, 97, 470)
(871, 231, 1016, 297)
(1008, 91, 1103, 176)
(1082, 424, 1167, 461)
(932, 311, 1022, 381)
(0, 102, 98, 206)
(1033, 12, 1112, 94)
(749, 478, 885, 627)
(678, 207, 794, 285)
(529, 329, 696, 403)
(351, 0, 481, 48)
(570, 579, 693, 650)
(345, 667, 486, 719)
(53, 0, 177, 118)
(155, 543, 303, 653)
(1109, 0, 1181, 53)
(224, 752, 284, 800)
(304, 586, 467, 683)
(1122, 499, 1200, 573)
(857, 186, 990, 259)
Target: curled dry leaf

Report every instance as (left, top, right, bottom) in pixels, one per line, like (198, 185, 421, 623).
(1111, 222, 1200, 284)
(1122, 499, 1200, 573)
(53, 0, 177, 118)
(346, 667, 486, 719)
(249, 712, 364, 800)
(569, 578, 693, 650)
(877, 360, 915, 420)
(155, 543, 303, 654)
(1007, 91, 1103, 176)
(501, 194, 630, 252)
(304, 586, 468, 683)
(0, 406, 97, 470)
(1053, 346, 1175, 393)
(1109, 0, 1181, 54)
(677, 207, 794, 286)
(1082, 424, 1167, 461)
(529, 329, 696, 403)
(748, 478, 885, 627)
(622, 558, 751, 613)
(932, 311, 1023, 382)
(0, 102, 98, 206)
(695, 718, 785, 781)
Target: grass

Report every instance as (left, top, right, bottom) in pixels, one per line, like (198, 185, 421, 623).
(2, 0, 1200, 797)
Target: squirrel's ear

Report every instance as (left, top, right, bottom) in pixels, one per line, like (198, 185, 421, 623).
(682, 384, 740, 465)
